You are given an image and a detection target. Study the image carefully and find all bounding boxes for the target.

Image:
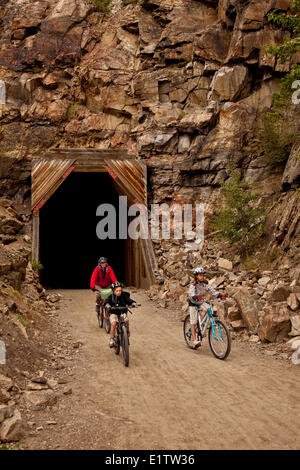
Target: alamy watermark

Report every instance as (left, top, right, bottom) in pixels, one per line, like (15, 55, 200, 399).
(291, 339, 300, 365)
(96, 196, 204, 251)
(0, 340, 6, 364)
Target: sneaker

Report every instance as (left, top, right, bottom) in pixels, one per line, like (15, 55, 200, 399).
(109, 338, 115, 348)
(192, 339, 201, 348)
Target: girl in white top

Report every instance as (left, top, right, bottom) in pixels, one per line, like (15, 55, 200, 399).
(188, 267, 221, 348)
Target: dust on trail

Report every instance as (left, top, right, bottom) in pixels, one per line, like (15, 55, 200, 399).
(23, 289, 300, 450)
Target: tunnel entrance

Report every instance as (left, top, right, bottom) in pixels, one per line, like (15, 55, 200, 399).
(31, 150, 157, 290)
(39, 172, 125, 289)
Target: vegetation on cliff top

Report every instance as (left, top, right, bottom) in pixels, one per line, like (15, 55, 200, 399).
(260, 0, 300, 169)
(91, 0, 112, 13)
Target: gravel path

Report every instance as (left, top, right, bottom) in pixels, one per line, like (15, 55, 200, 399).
(21, 289, 300, 450)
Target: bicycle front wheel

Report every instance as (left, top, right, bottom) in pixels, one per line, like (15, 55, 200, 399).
(121, 325, 129, 367)
(105, 312, 111, 334)
(208, 319, 231, 360)
(114, 336, 120, 355)
(183, 315, 200, 349)
(97, 307, 104, 328)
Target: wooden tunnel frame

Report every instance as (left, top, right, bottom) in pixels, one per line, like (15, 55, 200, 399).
(31, 148, 157, 289)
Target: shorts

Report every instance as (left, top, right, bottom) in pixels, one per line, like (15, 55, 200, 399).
(95, 286, 112, 304)
(189, 302, 210, 325)
(109, 313, 129, 325)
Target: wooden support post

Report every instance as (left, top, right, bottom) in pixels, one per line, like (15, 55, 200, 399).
(32, 213, 40, 263)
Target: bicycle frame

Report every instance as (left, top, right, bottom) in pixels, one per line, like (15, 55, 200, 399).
(196, 302, 223, 341)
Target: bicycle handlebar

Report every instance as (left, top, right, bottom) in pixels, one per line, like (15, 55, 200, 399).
(106, 304, 140, 310)
(193, 296, 227, 303)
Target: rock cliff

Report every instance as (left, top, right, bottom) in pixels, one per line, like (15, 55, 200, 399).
(0, 0, 296, 197)
(0, 0, 299, 340)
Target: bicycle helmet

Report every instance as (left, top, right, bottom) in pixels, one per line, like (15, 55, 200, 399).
(193, 267, 206, 275)
(111, 281, 123, 290)
(98, 257, 108, 264)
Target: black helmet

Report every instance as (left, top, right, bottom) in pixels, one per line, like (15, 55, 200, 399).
(111, 281, 123, 290)
(98, 257, 107, 264)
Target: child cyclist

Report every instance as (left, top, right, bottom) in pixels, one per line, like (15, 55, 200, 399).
(104, 282, 137, 349)
(188, 267, 222, 348)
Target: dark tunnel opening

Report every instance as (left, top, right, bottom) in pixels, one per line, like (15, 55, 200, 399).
(39, 172, 125, 289)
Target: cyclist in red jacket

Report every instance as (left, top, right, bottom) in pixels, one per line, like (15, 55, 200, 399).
(90, 257, 117, 315)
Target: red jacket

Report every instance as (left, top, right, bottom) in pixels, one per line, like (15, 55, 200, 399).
(90, 265, 117, 289)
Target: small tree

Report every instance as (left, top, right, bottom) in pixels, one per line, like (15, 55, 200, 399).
(210, 171, 265, 256)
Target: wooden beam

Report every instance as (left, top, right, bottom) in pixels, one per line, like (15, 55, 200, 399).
(32, 213, 40, 263)
(45, 148, 136, 160)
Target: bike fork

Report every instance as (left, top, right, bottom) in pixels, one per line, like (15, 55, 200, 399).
(211, 318, 222, 341)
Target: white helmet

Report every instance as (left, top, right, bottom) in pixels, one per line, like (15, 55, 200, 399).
(194, 267, 205, 275)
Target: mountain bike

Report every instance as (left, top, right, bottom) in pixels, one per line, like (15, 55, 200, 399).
(95, 288, 112, 334)
(110, 304, 140, 367)
(183, 297, 231, 360)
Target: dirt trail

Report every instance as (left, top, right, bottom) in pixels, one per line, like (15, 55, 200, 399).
(23, 289, 300, 450)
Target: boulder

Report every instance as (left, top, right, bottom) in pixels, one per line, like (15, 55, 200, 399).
(259, 304, 291, 342)
(0, 216, 23, 235)
(178, 108, 216, 132)
(0, 389, 10, 404)
(230, 319, 246, 330)
(0, 404, 14, 424)
(218, 258, 233, 271)
(227, 306, 241, 322)
(0, 374, 13, 391)
(0, 409, 24, 442)
(23, 390, 57, 411)
(258, 276, 271, 287)
(256, 286, 265, 296)
(290, 315, 300, 337)
(179, 274, 190, 287)
(272, 283, 290, 302)
(26, 381, 49, 391)
(194, 21, 232, 63)
(233, 287, 259, 333)
(287, 293, 299, 311)
(178, 135, 191, 154)
(210, 65, 249, 101)
(249, 335, 260, 343)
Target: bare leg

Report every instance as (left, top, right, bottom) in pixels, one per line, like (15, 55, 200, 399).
(110, 321, 117, 340)
(191, 324, 196, 341)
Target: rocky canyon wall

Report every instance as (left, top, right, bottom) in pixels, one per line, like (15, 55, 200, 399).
(0, 0, 296, 201)
(0, 0, 299, 267)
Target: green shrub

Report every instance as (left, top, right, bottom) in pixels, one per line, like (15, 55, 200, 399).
(16, 313, 30, 329)
(32, 261, 44, 271)
(122, 0, 142, 5)
(241, 246, 283, 270)
(67, 102, 80, 120)
(210, 170, 265, 256)
(91, 0, 112, 13)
